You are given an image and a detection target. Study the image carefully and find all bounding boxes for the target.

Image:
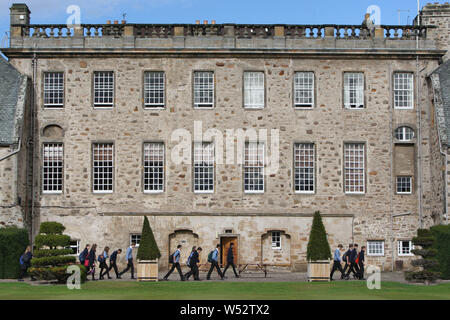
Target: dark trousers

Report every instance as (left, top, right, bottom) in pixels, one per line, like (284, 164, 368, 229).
(164, 262, 184, 280)
(345, 262, 359, 278)
(99, 261, 110, 279)
(108, 261, 119, 278)
(358, 262, 365, 279)
(119, 259, 135, 278)
(185, 264, 199, 280)
(330, 261, 344, 280)
(207, 261, 224, 279)
(18, 267, 27, 280)
(223, 261, 239, 277)
(89, 264, 96, 280)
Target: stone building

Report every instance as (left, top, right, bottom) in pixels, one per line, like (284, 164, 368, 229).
(0, 56, 30, 228)
(1, 3, 449, 271)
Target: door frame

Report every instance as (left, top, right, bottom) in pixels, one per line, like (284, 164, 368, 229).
(219, 234, 240, 267)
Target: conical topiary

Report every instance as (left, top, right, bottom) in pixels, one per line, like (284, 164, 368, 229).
(306, 211, 332, 261)
(136, 216, 161, 261)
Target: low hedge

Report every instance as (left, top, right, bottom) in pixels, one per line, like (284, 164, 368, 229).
(31, 255, 76, 267)
(34, 234, 71, 249)
(29, 265, 87, 284)
(33, 249, 74, 258)
(0, 227, 29, 279)
(431, 224, 450, 279)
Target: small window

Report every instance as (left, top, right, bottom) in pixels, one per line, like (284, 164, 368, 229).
(294, 72, 314, 108)
(92, 143, 114, 193)
(271, 231, 281, 249)
(398, 240, 414, 256)
(395, 126, 415, 142)
(244, 142, 265, 193)
(367, 240, 384, 256)
(225, 229, 233, 234)
(42, 143, 63, 194)
(396, 176, 412, 194)
(44, 72, 64, 108)
(244, 72, 265, 109)
(193, 142, 215, 193)
(93, 71, 114, 108)
(394, 73, 413, 109)
(130, 234, 141, 247)
(144, 71, 165, 108)
(194, 71, 214, 108)
(69, 240, 80, 255)
(344, 72, 364, 109)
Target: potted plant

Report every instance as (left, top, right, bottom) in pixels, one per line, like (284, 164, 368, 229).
(136, 216, 161, 282)
(306, 211, 332, 282)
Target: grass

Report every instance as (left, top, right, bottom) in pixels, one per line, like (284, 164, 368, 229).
(0, 281, 449, 300)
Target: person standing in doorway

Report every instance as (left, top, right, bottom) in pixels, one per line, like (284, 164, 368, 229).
(163, 244, 185, 281)
(119, 243, 135, 279)
(207, 244, 224, 280)
(222, 242, 240, 278)
(330, 244, 345, 281)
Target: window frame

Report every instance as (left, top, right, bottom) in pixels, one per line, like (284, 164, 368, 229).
(343, 72, 365, 109)
(367, 240, 385, 256)
(93, 71, 115, 109)
(42, 142, 64, 194)
(193, 141, 215, 194)
(271, 231, 281, 250)
(243, 71, 265, 109)
(243, 141, 265, 194)
(43, 71, 65, 109)
(293, 142, 315, 194)
(394, 126, 415, 142)
(343, 143, 366, 194)
(130, 234, 141, 248)
(193, 71, 215, 109)
(69, 240, 80, 256)
(143, 142, 165, 194)
(293, 71, 315, 109)
(92, 142, 115, 194)
(396, 176, 413, 195)
(143, 71, 165, 109)
(393, 72, 414, 110)
(397, 240, 414, 256)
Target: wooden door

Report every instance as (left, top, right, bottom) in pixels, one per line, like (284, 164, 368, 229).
(221, 237, 238, 266)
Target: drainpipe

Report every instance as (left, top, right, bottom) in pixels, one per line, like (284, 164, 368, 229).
(0, 140, 21, 161)
(389, 61, 395, 272)
(30, 52, 37, 245)
(416, 5, 423, 229)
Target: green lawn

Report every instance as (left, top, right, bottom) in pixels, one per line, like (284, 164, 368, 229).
(0, 281, 449, 300)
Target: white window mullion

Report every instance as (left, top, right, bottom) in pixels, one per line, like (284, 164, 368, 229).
(44, 72, 64, 108)
(144, 143, 164, 193)
(344, 72, 364, 109)
(344, 143, 365, 194)
(42, 143, 63, 193)
(294, 72, 314, 108)
(194, 71, 214, 108)
(394, 73, 414, 109)
(244, 72, 265, 109)
(144, 71, 165, 108)
(244, 142, 264, 193)
(93, 143, 114, 193)
(194, 142, 214, 193)
(294, 143, 315, 193)
(94, 71, 114, 108)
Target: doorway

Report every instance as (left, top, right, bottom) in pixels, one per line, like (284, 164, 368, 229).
(220, 236, 238, 267)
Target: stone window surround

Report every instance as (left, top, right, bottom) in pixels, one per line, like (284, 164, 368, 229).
(243, 141, 265, 194)
(243, 70, 265, 109)
(143, 142, 165, 193)
(343, 142, 366, 195)
(193, 70, 215, 109)
(92, 142, 115, 194)
(396, 176, 413, 195)
(343, 71, 365, 109)
(397, 240, 414, 256)
(92, 71, 115, 109)
(193, 141, 215, 194)
(42, 142, 64, 194)
(393, 71, 414, 110)
(143, 70, 165, 109)
(293, 142, 315, 194)
(293, 71, 315, 109)
(42, 71, 65, 109)
(394, 125, 416, 142)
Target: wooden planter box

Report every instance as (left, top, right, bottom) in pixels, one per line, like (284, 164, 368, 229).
(307, 260, 331, 282)
(137, 259, 158, 282)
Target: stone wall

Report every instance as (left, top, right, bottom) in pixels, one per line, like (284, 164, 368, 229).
(0, 148, 23, 228)
(420, 3, 450, 61)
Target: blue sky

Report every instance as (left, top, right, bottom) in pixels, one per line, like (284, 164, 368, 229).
(0, 0, 448, 48)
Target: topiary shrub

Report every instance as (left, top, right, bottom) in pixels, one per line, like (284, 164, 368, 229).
(137, 216, 161, 261)
(430, 224, 450, 279)
(405, 228, 440, 283)
(29, 221, 86, 283)
(0, 227, 29, 279)
(306, 211, 332, 261)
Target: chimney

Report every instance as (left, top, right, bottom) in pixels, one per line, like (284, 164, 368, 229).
(195, 20, 200, 24)
(113, 20, 118, 24)
(10, 3, 30, 26)
(106, 20, 111, 24)
(203, 20, 208, 25)
(211, 20, 216, 25)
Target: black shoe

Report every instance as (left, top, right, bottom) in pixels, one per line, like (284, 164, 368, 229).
(162, 278, 168, 281)
(221, 277, 224, 280)
(117, 276, 122, 279)
(206, 278, 211, 280)
(18, 279, 24, 282)
(99, 276, 104, 280)
(345, 276, 350, 280)
(235, 275, 240, 278)
(108, 277, 112, 279)
(181, 278, 185, 281)
(194, 279, 202, 281)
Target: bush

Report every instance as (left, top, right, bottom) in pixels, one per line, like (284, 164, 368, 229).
(405, 228, 440, 283)
(137, 216, 161, 260)
(430, 224, 450, 279)
(0, 227, 29, 279)
(31, 221, 86, 283)
(306, 211, 331, 261)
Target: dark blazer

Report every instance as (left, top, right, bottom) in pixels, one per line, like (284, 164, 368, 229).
(110, 250, 118, 263)
(189, 251, 199, 267)
(88, 249, 96, 266)
(227, 247, 234, 263)
(350, 248, 358, 263)
(359, 251, 365, 263)
(79, 248, 88, 262)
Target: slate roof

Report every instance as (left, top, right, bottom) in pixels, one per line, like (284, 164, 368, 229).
(0, 56, 26, 146)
